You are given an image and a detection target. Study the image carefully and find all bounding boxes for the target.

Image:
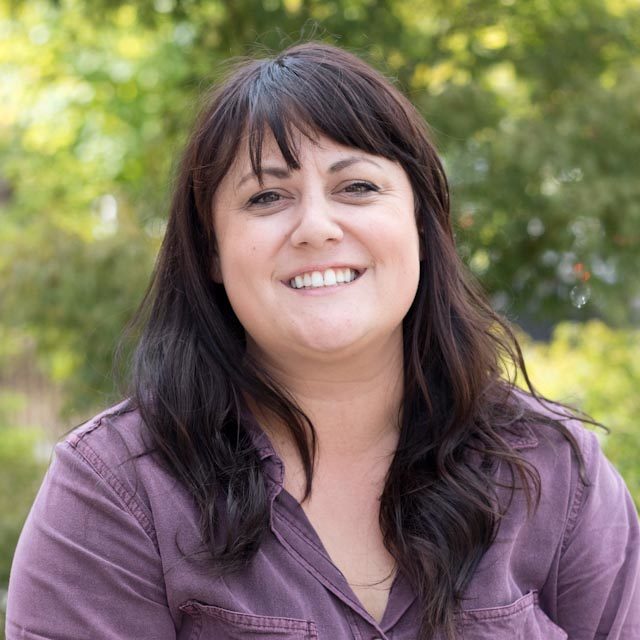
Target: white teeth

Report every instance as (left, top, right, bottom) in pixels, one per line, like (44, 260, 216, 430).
(287, 267, 360, 289)
(323, 268, 337, 286)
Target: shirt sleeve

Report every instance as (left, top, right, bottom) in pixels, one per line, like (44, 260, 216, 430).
(556, 428, 640, 639)
(5, 439, 177, 640)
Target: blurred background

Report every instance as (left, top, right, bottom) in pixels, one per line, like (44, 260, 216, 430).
(1, 0, 639, 630)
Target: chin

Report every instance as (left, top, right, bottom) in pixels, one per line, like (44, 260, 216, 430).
(280, 322, 363, 355)
(298, 335, 364, 356)
(295, 323, 397, 360)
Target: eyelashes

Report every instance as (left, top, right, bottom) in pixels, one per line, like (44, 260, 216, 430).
(342, 180, 380, 194)
(247, 181, 380, 208)
(248, 191, 282, 206)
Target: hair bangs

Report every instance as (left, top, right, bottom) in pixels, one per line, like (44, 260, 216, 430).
(241, 55, 407, 182)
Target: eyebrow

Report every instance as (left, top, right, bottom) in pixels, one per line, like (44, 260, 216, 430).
(236, 155, 383, 188)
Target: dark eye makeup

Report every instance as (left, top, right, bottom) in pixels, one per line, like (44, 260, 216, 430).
(343, 180, 379, 194)
(246, 180, 380, 208)
(247, 191, 282, 206)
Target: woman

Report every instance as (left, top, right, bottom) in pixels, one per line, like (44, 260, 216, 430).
(6, 42, 639, 639)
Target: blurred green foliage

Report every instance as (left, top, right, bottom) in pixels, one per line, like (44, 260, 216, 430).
(1, 0, 640, 413)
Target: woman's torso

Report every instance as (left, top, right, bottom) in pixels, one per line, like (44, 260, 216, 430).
(7, 401, 625, 640)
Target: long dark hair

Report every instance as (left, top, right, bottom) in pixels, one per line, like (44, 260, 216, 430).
(123, 42, 590, 640)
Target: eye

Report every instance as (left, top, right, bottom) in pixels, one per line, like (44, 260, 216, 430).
(247, 190, 282, 207)
(342, 181, 379, 195)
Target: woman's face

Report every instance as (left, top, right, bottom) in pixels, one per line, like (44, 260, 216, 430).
(211, 131, 421, 367)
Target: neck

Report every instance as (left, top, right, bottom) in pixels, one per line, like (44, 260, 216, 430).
(247, 333, 404, 461)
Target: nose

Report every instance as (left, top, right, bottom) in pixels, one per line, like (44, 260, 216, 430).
(289, 194, 344, 249)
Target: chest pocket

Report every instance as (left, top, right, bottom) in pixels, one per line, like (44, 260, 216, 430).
(457, 591, 567, 639)
(179, 601, 319, 640)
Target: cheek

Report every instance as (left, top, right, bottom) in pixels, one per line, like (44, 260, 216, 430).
(216, 222, 263, 278)
(386, 220, 422, 302)
(215, 228, 280, 330)
(220, 245, 257, 286)
(387, 216, 421, 267)
(397, 250, 421, 304)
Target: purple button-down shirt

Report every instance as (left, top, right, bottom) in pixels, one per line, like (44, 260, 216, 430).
(6, 400, 640, 639)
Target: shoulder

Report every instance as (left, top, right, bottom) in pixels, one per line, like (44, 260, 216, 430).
(6, 402, 182, 636)
(62, 399, 156, 474)
(502, 390, 637, 554)
(55, 400, 177, 546)
(494, 390, 609, 539)
(507, 388, 600, 478)
(507, 394, 640, 635)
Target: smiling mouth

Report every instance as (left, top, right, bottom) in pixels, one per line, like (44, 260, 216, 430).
(287, 268, 363, 289)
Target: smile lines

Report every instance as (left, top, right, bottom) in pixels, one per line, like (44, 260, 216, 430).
(288, 268, 360, 289)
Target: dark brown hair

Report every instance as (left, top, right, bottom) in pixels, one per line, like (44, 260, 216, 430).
(124, 42, 589, 639)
